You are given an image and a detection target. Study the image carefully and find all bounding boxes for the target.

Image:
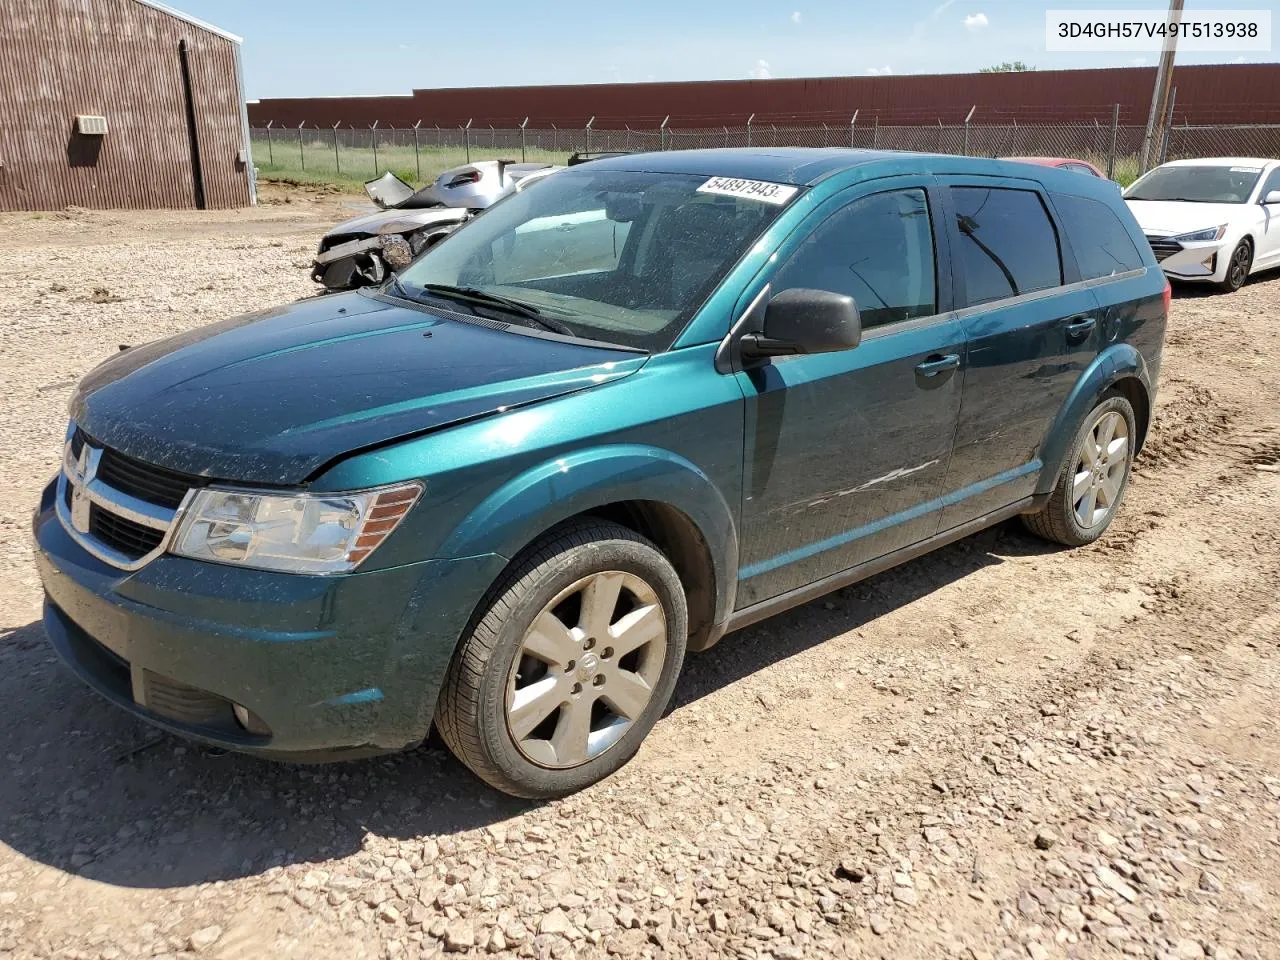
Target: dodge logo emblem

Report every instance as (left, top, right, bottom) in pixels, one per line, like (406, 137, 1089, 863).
(67, 442, 100, 535)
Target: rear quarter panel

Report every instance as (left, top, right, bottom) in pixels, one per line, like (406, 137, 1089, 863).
(1035, 182, 1168, 491)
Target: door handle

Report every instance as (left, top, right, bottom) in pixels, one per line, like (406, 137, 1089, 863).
(915, 353, 961, 377)
(1064, 316, 1097, 340)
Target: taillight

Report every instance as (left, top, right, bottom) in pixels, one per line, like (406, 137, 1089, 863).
(1161, 278, 1171, 314)
(446, 170, 483, 187)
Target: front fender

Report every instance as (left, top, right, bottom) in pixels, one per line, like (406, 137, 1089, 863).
(437, 444, 739, 626)
(1036, 342, 1151, 497)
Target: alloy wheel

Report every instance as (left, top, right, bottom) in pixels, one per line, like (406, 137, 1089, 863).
(1072, 410, 1129, 529)
(1228, 243, 1250, 289)
(505, 571, 668, 768)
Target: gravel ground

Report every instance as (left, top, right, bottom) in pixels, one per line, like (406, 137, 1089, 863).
(0, 193, 1278, 960)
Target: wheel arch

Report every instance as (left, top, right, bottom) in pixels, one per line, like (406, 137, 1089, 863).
(436, 444, 740, 651)
(1036, 344, 1152, 497)
(1108, 374, 1151, 454)
(577, 500, 720, 652)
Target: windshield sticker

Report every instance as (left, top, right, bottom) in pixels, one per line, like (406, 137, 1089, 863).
(697, 177, 798, 205)
(1230, 166, 1262, 173)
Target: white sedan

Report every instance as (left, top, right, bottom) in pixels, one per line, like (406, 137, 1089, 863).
(1124, 157, 1280, 292)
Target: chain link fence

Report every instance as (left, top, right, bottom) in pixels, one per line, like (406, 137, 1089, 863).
(250, 115, 1280, 189)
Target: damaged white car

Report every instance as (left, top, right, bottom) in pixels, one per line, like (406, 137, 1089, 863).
(311, 160, 562, 291)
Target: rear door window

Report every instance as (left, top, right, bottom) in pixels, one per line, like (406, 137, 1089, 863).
(1051, 192, 1146, 279)
(950, 187, 1063, 306)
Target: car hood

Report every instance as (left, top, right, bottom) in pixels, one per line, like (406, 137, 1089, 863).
(1123, 199, 1247, 236)
(70, 292, 645, 485)
(324, 205, 469, 240)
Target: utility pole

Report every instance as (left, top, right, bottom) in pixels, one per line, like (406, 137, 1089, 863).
(1141, 0, 1183, 173)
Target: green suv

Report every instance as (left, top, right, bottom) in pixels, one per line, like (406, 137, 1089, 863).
(33, 149, 1166, 797)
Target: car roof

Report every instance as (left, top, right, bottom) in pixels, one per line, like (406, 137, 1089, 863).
(1159, 156, 1278, 168)
(576, 147, 1069, 187)
(567, 148, 1127, 204)
(575, 148, 905, 185)
(998, 156, 1100, 168)
(1002, 156, 1074, 165)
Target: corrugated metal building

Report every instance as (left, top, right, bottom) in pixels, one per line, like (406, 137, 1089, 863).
(0, 0, 254, 211)
(248, 64, 1280, 130)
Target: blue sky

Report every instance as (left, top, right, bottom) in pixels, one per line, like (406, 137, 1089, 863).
(173, 0, 1277, 100)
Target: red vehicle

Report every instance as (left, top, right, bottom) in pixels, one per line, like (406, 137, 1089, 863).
(1002, 156, 1108, 179)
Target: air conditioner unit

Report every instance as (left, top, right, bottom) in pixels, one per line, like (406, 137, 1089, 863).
(76, 115, 108, 136)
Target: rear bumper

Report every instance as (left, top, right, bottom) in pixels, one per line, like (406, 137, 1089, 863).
(32, 479, 504, 759)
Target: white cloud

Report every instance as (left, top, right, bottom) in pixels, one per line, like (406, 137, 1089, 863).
(1129, 57, 1147, 65)
(749, 59, 772, 79)
(868, 65, 893, 76)
(963, 12, 988, 29)
(1232, 55, 1246, 63)
(790, 11, 801, 24)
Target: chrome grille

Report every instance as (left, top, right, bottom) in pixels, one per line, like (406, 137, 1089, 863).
(100, 452, 199, 509)
(1145, 235, 1183, 263)
(88, 504, 165, 559)
(56, 427, 195, 571)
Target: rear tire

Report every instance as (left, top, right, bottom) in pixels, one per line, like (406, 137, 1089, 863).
(1022, 392, 1136, 547)
(435, 520, 687, 799)
(1219, 238, 1252, 293)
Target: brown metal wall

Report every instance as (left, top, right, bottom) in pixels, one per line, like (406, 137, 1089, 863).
(248, 64, 1280, 130)
(0, 0, 251, 211)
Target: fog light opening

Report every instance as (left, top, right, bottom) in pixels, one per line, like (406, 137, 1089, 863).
(232, 703, 272, 736)
(1202, 254, 1217, 272)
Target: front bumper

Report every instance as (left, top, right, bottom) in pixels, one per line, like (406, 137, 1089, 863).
(311, 234, 416, 290)
(32, 479, 504, 759)
(1151, 239, 1227, 283)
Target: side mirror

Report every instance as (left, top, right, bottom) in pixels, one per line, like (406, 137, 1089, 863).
(740, 288, 861, 359)
(1263, 190, 1280, 205)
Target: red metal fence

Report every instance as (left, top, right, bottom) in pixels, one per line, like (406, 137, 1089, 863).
(247, 64, 1280, 131)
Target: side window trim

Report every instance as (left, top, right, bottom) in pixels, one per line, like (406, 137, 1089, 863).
(939, 175, 1082, 310)
(950, 269, 1144, 321)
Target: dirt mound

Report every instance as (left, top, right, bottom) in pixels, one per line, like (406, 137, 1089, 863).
(1137, 378, 1237, 470)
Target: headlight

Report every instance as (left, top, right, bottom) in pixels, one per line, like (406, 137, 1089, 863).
(171, 482, 422, 574)
(1170, 224, 1227, 243)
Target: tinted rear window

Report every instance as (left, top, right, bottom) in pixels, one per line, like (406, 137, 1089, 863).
(1051, 192, 1146, 279)
(951, 187, 1063, 306)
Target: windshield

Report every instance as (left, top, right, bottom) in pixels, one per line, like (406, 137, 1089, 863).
(395, 169, 795, 351)
(1125, 164, 1263, 204)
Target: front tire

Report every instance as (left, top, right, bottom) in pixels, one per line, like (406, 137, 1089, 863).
(1219, 238, 1252, 293)
(1022, 392, 1136, 547)
(435, 520, 688, 798)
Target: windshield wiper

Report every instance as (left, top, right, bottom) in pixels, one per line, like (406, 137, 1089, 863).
(421, 284, 576, 336)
